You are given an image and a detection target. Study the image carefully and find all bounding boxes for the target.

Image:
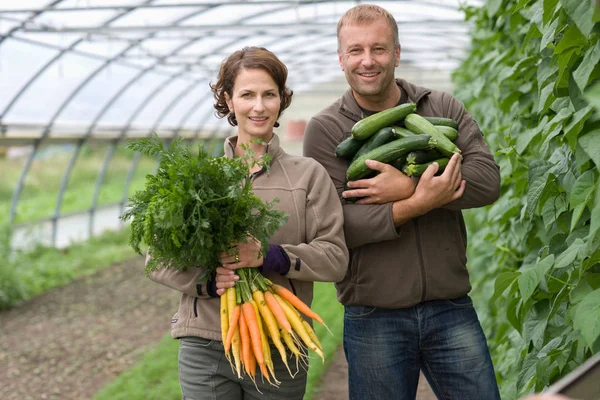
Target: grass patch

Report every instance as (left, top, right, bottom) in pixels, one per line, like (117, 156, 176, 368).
(94, 282, 344, 400)
(0, 143, 155, 225)
(0, 225, 136, 309)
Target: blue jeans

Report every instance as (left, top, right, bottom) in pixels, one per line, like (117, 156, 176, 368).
(343, 296, 500, 400)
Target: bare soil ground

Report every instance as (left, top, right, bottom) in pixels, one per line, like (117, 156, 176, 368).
(0, 257, 436, 400)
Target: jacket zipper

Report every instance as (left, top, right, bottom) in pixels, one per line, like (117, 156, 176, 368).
(414, 219, 427, 302)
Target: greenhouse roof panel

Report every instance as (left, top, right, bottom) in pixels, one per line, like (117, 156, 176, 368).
(0, 0, 480, 140)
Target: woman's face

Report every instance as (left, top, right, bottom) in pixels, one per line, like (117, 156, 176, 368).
(226, 68, 281, 141)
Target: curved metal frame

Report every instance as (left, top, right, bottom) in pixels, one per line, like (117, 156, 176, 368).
(1, 0, 473, 248)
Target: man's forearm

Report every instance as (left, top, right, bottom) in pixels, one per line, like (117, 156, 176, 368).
(391, 196, 429, 226)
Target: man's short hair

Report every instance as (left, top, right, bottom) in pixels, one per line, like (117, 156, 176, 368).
(337, 4, 399, 49)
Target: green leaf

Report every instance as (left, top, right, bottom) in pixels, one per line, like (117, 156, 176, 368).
(494, 272, 521, 299)
(559, 0, 596, 37)
(526, 172, 551, 218)
(519, 268, 540, 302)
(543, 0, 561, 25)
(569, 170, 595, 207)
(573, 289, 600, 347)
(537, 56, 559, 85)
(590, 185, 600, 240)
(553, 25, 587, 54)
(584, 81, 600, 109)
(538, 82, 555, 114)
(573, 41, 600, 92)
(540, 17, 560, 51)
(487, 0, 504, 17)
(554, 238, 584, 270)
(542, 194, 568, 229)
(565, 105, 594, 148)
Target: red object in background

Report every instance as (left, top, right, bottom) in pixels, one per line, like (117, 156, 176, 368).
(286, 120, 306, 141)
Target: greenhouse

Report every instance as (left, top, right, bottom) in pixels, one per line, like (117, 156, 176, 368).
(1, 0, 599, 399)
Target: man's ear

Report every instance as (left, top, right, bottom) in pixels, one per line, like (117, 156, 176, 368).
(338, 50, 345, 71)
(396, 44, 401, 68)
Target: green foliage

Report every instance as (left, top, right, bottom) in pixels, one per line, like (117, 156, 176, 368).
(120, 134, 287, 275)
(454, 0, 600, 398)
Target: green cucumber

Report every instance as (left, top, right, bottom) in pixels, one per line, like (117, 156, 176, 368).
(335, 135, 366, 159)
(346, 134, 435, 180)
(391, 125, 457, 142)
(402, 158, 450, 177)
(351, 103, 417, 140)
(424, 117, 458, 129)
(404, 114, 460, 157)
(405, 149, 444, 165)
(435, 125, 458, 142)
(352, 127, 396, 162)
(390, 155, 407, 171)
(390, 126, 417, 139)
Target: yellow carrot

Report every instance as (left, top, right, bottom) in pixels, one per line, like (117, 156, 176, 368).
(302, 320, 323, 351)
(274, 293, 325, 363)
(253, 290, 291, 377)
(220, 293, 229, 360)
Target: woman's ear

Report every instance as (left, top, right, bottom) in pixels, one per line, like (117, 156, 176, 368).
(224, 92, 233, 113)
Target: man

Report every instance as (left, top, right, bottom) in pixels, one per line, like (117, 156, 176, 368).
(303, 4, 501, 400)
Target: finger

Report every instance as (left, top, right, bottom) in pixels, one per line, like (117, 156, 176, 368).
(343, 189, 369, 199)
(346, 178, 372, 189)
(420, 162, 439, 180)
(451, 180, 466, 201)
(216, 288, 225, 296)
(364, 159, 390, 172)
(449, 154, 462, 183)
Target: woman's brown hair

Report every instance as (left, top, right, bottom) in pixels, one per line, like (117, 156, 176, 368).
(210, 47, 293, 127)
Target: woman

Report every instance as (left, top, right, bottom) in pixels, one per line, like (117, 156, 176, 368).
(149, 47, 348, 400)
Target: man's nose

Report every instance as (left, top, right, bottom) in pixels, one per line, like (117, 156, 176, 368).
(361, 50, 375, 67)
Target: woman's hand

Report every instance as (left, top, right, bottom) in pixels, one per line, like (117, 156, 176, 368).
(215, 237, 264, 296)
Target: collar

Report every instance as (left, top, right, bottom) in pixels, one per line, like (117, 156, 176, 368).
(338, 78, 433, 122)
(223, 133, 283, 164)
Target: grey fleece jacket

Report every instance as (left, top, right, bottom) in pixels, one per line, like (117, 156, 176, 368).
(149, 134, 349, 341)
(303, 78, 500, 308)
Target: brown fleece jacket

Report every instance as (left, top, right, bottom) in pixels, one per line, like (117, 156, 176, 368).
(149, 134, 348, 341)
(303, 78, 500, 308)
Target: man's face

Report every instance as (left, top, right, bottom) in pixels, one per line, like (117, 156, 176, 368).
(338, 20, 400, 106)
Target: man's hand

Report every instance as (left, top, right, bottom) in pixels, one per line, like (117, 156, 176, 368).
(342, 159, 415, 204)
(411, 152, 465, 210)
(391, 153, 466, 225)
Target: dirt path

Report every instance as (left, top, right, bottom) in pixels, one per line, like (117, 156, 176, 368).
(0, 256, 180, 400)
(0, 257, 437, 400)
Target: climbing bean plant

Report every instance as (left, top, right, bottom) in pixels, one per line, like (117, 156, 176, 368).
(453, 0, 600, 398)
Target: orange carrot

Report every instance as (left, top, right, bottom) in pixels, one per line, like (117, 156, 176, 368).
(224, 304, 240, 354)
(271, 283, 327, 327)
(239, 307, 251, 376)
(264, 290, 291, 333)
(242, 301, 269, 381)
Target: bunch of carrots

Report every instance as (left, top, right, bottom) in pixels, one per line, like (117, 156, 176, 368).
(220, 267, 328, 388)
